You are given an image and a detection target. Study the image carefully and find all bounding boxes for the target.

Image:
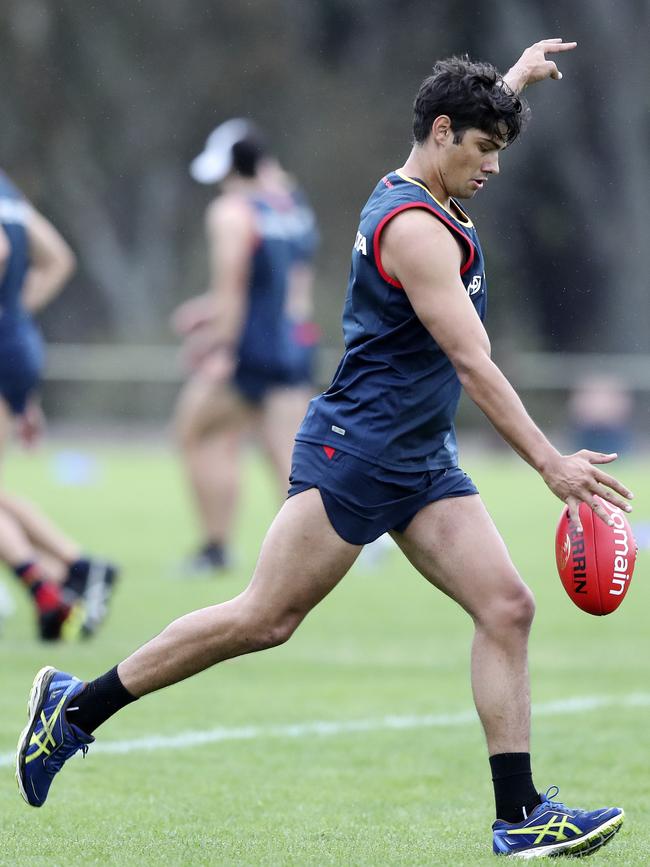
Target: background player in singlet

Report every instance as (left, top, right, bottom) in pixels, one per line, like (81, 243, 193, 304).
(18, 40, 632, 859)
(172, 119, 319, 574)
(0, 171, 116, 640)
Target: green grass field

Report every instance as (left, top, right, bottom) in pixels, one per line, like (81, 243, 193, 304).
(0, 444, 648, 866)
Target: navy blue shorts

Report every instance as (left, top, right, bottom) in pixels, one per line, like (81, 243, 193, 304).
(0, 325, 44, 414)
(235, 363, 311, 405)
(288, 441, 478, 545)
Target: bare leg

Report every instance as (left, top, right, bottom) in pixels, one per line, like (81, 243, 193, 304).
(260, 385, 312, 500)
(174, 374, 251, 545)
(0, 493, 80, 564)
(119, 488, 361, 696)
(0, 506, 39, 568)
(391, 495, 535, 755)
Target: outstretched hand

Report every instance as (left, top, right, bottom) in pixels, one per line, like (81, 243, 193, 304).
(504, 38, 577, 93)
(541, 449, 633, 533)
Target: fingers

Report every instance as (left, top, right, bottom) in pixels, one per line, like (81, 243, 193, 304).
(593, 469, 634, 506)
(591, 497, 617, 528)
(537, 38, 578, 51)
(585, 450, 618, 465)
(591, 484, 633, 515)
(566, 496, 582, 533)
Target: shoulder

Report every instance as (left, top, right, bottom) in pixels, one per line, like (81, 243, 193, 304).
(381, 207, 464, 271)
(205, 193, 255, 236)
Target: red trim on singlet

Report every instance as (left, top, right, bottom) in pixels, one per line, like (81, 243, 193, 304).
(372, 202, 476, 288)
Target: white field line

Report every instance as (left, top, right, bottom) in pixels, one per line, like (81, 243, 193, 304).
(3, 692, 650, 769)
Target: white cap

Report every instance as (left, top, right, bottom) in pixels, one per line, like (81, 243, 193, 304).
(189, 118, 253, 184)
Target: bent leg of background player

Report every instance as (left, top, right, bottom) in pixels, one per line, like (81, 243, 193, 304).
(390, 493, 539, 822)
(0, 491, 118, 635)
(260, 385, 313, 499)
(174, 374, 252, 572)
(0, 400, 72, 636)
(0, 492, 80, 568)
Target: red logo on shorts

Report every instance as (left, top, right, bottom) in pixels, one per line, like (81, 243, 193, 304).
(323, 446, 335, 460)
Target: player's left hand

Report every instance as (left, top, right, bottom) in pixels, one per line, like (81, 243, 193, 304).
(505, 38, 577, 92)
(541, 449, 633, 532)
(17, 398, 45, 449)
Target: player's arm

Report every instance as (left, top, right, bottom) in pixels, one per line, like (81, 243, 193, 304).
(380, 209, 633, 529)
(286, 261, 314, 323)
(182, 196, 255, 369)
(22, 208, 77, 313)
(503, 38, 577, 93)
(0, 226, 10, 282)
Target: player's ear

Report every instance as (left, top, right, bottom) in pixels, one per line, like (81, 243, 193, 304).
(431, 115, 452, 145)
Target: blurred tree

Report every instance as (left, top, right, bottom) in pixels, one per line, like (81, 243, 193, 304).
(0, 0, 647, 357)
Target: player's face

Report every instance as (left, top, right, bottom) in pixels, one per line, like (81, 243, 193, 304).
(441, 128, 506, 199)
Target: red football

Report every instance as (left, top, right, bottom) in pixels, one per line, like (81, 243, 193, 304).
(555, 496, 636, 615)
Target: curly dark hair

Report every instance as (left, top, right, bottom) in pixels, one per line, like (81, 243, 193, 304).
(412, 56, 529, 145)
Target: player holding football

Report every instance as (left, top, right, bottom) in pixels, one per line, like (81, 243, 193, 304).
(0, 171, 117, 640)
(16, 40, 632, 857)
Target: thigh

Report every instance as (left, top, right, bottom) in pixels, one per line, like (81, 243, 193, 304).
(260, 385, 312, 479)
(391, 494, 524, 618)
(241, 487, 362, 617)
(174, 373, 251, 442)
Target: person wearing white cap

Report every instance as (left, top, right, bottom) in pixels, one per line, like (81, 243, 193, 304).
(171, 119, 320, 574)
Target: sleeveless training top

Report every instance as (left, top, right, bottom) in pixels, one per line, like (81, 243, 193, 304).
(236, 189, 318, 376)
(0, 172, 31, 326)
(296, 170, 486, 471)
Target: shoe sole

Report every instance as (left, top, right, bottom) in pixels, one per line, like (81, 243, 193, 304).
(510, 810, 624, 858)
(15, 666, 57, 807)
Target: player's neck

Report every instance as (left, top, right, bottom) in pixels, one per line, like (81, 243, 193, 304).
(399, 147, 450, 208)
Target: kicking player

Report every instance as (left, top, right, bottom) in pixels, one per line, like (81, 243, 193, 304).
(172, 119, 319, 573)
(0, 171, 117, 639)
(17, 40, 630, 857)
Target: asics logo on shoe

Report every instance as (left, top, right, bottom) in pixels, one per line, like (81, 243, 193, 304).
(25, 698, 67, 762)
(507, 813, 582, 844)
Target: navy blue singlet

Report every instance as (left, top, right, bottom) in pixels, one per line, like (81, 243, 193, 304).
(236, 189, 318, 385)
(0, 173, 43, 414)
(296, 170, 486, 471)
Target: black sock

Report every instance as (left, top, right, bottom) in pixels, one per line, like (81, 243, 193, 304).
(66, 665, 137, 735)
(14, 561, 45, 594)
(490, 752, 541, 823)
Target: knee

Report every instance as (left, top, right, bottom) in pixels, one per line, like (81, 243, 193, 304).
(478, 578, 536, 636)
(243, 609, 304, 652)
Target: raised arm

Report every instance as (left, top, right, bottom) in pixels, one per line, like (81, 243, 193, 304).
(503, 38, 577, 93)
(380, 209, 633, 531)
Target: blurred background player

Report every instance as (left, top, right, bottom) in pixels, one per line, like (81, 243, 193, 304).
(172, 119, 320, 574)
(0, 170, 117, 640)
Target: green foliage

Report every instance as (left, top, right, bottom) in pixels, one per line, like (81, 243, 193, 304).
(0, 446, 648, 864)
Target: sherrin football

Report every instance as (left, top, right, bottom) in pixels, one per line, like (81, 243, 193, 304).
(555, 495, 637, 615)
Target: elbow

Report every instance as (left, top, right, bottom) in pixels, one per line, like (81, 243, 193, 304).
(453, 351, 492, 391)
(61, 247, 77, 282)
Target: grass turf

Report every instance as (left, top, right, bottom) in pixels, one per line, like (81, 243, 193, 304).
(0, 444, 648, 865)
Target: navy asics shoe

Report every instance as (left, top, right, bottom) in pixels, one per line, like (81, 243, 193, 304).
(16, 667, 93, 807)
(492, 787, 624, 858)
